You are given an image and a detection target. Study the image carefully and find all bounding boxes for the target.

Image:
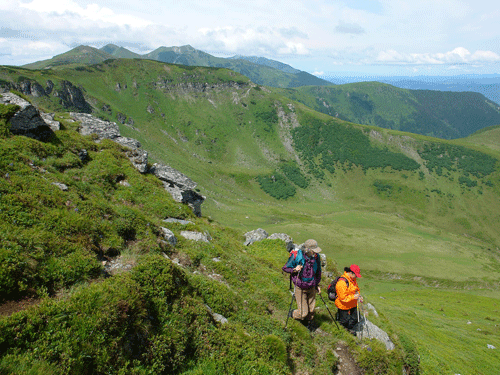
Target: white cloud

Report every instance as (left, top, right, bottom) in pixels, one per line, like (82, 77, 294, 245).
(376, 47, 500, 65)
(198, 26, 309, 56)
(20, 0, 153, 29)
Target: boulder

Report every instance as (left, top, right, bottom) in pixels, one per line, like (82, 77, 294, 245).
(354, 317, 395, 351)
(71, 112, 120, 140)
(0, 92, 54, 140)
(150, 163, 205, 216)
(180, 231, 211, 242)
(160, 227, 177, 246)
(268, 233, 294, 251)
(40, 112, 61, 131)
(163, 218, 193, 225)
(244, 228, 268, 246)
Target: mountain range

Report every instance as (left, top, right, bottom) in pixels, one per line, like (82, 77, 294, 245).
(20, 44, 500, 140)
(23, 44, 333, 88)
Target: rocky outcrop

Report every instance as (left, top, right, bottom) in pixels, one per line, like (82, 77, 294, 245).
(70, 112, 204, 216)
(268, 233, 294, 251)
(0, 92, 56, 139)
(71, 113, 121, 139)
(243, 228, 269, 246)
(150, 163, 205, 217)
(54, 81, 92, 113)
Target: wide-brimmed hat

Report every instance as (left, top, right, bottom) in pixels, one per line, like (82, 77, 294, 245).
(350, 264, 362, 278)
(304, 239, 322, 253)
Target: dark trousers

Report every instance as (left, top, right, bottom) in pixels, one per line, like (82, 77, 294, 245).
(337, 306, 358, 330)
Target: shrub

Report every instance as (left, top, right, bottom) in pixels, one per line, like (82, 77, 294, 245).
(257, 173, 296, 199)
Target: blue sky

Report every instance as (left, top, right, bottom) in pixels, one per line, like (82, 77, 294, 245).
(1, 0, 499, 77)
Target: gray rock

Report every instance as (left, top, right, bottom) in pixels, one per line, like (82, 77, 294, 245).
(78, 149, 88, 161)
(150, 163, 197, 190)
(52, 182, 68, 191)
(162, 218, 193, 225)
(244, 228, 268, 246)
(71, 112, 120, 140)
(0, 92, 54, 139)
(366, 303, 379, 317)
(319, 253, 327, 269)
(150, 163, 205, 216)
(180, 231, 211, 242)
(354, 317, 395, 351)
(54, 80, 91, 113)
(40, 112, 60, 131)
(268, 233, 294, 251)
(160, 227, 177, 246)
(213, 313, 228, 324)
(114, 136, 141, 150)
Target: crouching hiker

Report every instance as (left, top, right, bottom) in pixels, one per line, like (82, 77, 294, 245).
(335, 264, 363, 334)
(282, 239, 322, 331)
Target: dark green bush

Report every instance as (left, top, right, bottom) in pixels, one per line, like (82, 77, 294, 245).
(257, 173, 296, 199)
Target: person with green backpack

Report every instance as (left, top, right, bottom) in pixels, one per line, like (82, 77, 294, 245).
(282, 239, 322, 331)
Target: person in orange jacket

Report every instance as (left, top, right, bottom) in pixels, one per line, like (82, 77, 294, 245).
(334, 264, 363, 333)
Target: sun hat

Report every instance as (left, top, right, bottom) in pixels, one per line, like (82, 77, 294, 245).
(350, 264, 362, 278)
(304, 239, 322, 253)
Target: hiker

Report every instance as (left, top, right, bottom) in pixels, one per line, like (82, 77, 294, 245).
(282, 239, 322, 330)
(334, 264, 363, 334)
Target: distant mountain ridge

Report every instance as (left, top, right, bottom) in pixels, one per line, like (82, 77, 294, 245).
(23, 44, 332, 89)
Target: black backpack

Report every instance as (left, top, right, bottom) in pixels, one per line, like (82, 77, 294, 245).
(327, 276, 349, 301)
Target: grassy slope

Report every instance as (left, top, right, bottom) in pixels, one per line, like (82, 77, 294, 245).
(2, 60, 500, 373)
(0, 108, 411, 374)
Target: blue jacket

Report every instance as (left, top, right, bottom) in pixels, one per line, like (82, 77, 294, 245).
(282, 249, 321, 290)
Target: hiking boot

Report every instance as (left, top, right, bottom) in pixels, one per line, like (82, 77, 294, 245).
(307, 320, 318, 332)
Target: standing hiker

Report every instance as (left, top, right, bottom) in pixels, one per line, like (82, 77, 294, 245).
(282, 239, 322, 331)
(334, 264, 363, 334)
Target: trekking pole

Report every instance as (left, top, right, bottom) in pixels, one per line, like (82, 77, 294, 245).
(357, 301, 363, 341)
(318, 292, 340, 330)
(284, 274, 295, 330)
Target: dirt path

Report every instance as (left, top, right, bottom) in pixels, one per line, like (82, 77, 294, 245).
(334, 341, 364, 375)
(0, 297, 39, 317)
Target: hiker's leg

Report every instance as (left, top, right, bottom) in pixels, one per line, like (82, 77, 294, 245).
(293, 287, 308, 320)
(345, 307, 358, 330)
(337, 308, 350, 329)
(305, 288, 317, 321)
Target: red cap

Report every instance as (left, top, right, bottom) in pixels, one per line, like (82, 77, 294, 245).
(350, 264, 362, 278)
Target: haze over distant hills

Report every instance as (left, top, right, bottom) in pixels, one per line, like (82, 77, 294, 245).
(322, 74, 500, 106)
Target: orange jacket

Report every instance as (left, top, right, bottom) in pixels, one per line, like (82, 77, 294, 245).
(334, 272, 360, 310)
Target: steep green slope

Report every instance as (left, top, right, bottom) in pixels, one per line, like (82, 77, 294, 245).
(0, 110, 411, 374)
(278, 82, 500, 139)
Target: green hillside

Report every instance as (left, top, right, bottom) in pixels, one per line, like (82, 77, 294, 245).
(278, 83, 500, 139)
(23, 46, 115, 70)
(101, 44, 141, 59)
(1, 60, 500, 374)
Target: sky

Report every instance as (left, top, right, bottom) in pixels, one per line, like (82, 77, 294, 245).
(1, 0, 499, 78)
